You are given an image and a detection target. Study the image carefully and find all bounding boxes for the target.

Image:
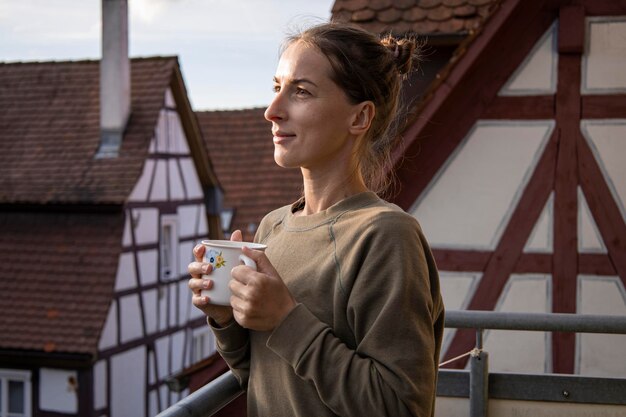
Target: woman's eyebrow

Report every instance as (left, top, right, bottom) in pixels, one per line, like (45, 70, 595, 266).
(273, 76, 318, 87)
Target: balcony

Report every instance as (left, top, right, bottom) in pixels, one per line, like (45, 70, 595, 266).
(157, 310, 626, 417)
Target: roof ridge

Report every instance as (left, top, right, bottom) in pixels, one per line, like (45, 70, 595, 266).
(0, 55, 179, 66)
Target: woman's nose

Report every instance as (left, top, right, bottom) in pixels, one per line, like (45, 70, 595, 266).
(264, 91, 285, 122)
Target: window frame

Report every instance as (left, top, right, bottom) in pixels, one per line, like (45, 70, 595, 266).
(0, 369, 31, 417)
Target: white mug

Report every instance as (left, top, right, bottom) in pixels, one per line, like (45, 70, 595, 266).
(200, 240, 267, 306)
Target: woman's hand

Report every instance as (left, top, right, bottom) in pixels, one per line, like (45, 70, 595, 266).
(188, 231, 243, 327)
(229, 246, 297, 331)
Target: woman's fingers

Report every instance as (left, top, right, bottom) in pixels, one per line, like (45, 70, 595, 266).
(193, 244, 205, 262)
(231, 229, 243, 242)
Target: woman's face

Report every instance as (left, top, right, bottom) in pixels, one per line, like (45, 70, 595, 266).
(264, 41, 362, 172)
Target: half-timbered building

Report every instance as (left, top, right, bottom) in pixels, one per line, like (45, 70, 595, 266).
(335, 0, 626, 377)
(0, 2, 222, 416)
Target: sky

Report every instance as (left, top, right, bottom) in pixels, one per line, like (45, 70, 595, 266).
(0, 0, 334, 110)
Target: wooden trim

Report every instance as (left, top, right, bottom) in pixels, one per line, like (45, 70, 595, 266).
(437, 252, 616, 275)
(515, 253, 552, 273)
(551, 6, 585, 373)
(581, 0, 626, 16)
(432, 249, 491, 272)
(441, 128, 558, 368)
(579, 253, 617, 276)
(558, 5, 585, 54)
(582, 95, 626, 119)
(483, 96, 555, 119)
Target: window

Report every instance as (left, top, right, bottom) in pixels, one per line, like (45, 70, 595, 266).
(0, 369, 31, 417)
(160, 215, 178, 280)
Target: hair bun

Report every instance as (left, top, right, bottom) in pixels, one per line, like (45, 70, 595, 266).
(381, 35, 419, 76)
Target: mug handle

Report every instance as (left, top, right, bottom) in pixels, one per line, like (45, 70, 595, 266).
(239, 254, 257, 271)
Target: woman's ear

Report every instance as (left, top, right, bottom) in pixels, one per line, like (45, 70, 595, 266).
(349, 101, 375, 135)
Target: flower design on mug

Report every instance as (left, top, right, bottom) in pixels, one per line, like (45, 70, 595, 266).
(207, 249, 227, 269)
(215, 254, 226, 268)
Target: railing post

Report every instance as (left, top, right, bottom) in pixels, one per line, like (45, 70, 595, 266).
(469, 328, 488, 417)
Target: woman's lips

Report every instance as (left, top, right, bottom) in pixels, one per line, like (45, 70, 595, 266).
(272, 131, 296, 144)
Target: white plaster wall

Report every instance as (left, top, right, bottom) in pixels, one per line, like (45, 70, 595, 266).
(485, 275, 551, 373)
(581, 121, 626, 224)
(165, 88, 175, 108)
(142, 288, 159, 334)
(132, 208, 159, 245)
(110, 346, 146, 417)
(583, 17, 626, 93)
(39, 368, 78, 414)
(159, 285, 169, 331)
(155, 336, 170, 380)
(178, 204, 199, 237)
(171, 330, 186, 374)
(197, 207, 208, 236)
(178, 280, 191, 326)
(120, 294, 143, 342)
(150, 160, 168, 201)
(179, 240, 195, 276)
(578, 187, 606, 253)
(169, 159, 186, 200)
(412, 121, 553, 250)
(524, 192, 554, 253)
(114, 252, 136, 291)
(500, 22, 557, 95)
(168, 110, 191, 155)
(180, 157, 204, 199)
(169, 281, 178, 327)
(439, 272, 481, 353)
(128, 159, 154, 202)
(150, 391, 160, 417)
(577, 276, 626, 377)
(138, 249, 158, 286)
(122, 214, 133, 246)
(98, 301, 117, 350)
(93, 360, 107, 410)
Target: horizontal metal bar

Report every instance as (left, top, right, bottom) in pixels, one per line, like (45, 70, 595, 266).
(444, 310, 626, 334)
(156, 371, 243, 417)
(438, 370, 626, 405)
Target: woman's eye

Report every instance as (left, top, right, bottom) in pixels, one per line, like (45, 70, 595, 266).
(272, 85, 281, 93)
(296, 87, 310, 96)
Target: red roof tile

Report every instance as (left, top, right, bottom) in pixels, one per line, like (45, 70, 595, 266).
(0, 57, 193, 357)
(0, 57, 177, 205)
(196, 109, 303, 241)
(331, 0, 496, 35)
(0, 210, 123, 355)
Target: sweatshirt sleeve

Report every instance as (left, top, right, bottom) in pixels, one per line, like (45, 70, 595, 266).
(210, 318, 251, 390)
(266, 211, 443, 417)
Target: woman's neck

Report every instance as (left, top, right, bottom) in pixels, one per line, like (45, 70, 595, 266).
(296, 168, 368, 216)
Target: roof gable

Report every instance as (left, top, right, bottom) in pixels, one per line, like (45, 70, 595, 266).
(0, 57, 177, 205)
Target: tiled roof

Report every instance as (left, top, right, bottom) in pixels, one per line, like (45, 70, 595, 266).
(196, 109, 303, 240)
(0, 210, 123, 356)
(0, 57, 179, 357)
(331, 0, 496, 35)
(0, 57, 177, 205)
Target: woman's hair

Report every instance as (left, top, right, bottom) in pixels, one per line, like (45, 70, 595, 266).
(283, 22, 420, 196)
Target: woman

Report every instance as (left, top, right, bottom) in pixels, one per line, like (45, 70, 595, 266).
(188, 22, 444, 417)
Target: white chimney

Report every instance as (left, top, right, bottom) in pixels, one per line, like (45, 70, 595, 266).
(97, 0, 130, 158)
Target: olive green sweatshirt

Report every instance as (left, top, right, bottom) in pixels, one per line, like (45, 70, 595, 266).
(211, 192, 444, 417)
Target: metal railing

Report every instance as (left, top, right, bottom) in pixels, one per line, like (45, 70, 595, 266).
(156, 310, 626, 417)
